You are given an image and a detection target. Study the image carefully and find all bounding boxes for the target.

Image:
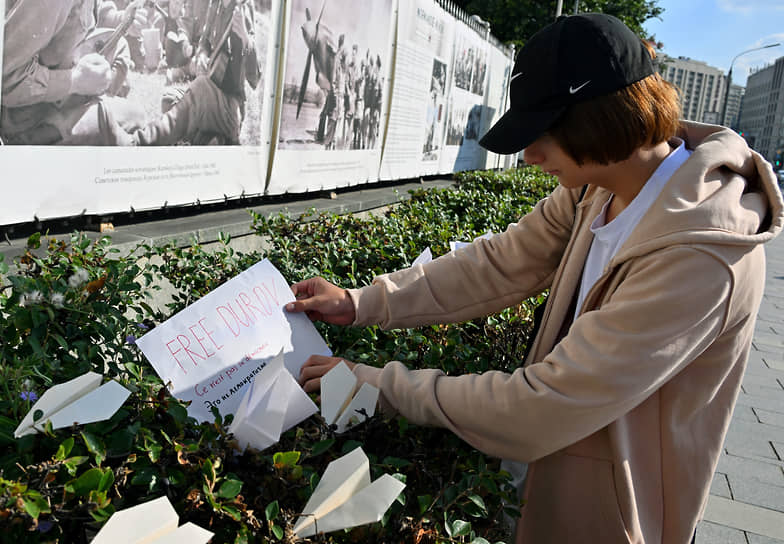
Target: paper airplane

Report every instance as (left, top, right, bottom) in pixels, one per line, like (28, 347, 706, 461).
(92, 495, 213, 544)
(411, 232, 495, 267)
(14, 372, 131, 438)
(228, 351, 318, 452)
(411, 247, 433, 266)
(449, 230, 494, 252)
(292, 447, 406, 538)
(320, 361, 379, 433)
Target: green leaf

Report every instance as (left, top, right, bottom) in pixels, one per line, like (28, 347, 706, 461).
(167, 402, 189, 425)
(63, 456, 89, 476)
(98, 468, 115, 492)
(81, 431, 106, 465)
(271, 525, 284, 539)
(222, 504, 242, 521)
(467, 493, 488, 515)
(90, 504, 115, 523)
(451, 519, 472, 537)
(309, 438, 335, 457)
(65, 467, 104, 497)
(341, 440, 363, 455)
(265, 500, 279, 521)
(470, 538, 491, 544)
(417, 494, 432, 515)
(130, 467, 160, 491)
(55, 437, 75, 461)
(272, 451, 300, 469)
(107, 425, 138, 457)
(27, 232, 41, 249)
(217, 478, 243, 499)
(21, 492, 50, 519)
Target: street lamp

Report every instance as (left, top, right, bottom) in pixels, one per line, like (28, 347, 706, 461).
(721, 43, 780, 127)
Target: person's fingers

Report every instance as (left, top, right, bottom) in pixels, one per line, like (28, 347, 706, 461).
(302, 376, 321, 393)
(285, 294, 327, 314)
(298, 354, 341, 384)
(291, 277, 320, 298)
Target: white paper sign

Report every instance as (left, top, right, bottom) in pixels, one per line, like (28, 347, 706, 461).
(137, 259, 331, 422)
(14, 372, 131, 438)
(92, 496, 213, 544)
(293, 447, 406, 538)
(228, 352, 318, 451)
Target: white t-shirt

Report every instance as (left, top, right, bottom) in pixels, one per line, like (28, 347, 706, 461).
(573, 139, 691, 321)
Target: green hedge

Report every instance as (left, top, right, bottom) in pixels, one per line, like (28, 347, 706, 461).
(0, 167, 557, 543)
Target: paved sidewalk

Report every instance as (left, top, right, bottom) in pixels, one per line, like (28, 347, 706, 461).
(696, 232, 784, 543)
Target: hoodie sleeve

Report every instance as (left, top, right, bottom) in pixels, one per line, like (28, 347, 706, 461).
(353, 246, 731, 463)
(348, 184, 583, 329)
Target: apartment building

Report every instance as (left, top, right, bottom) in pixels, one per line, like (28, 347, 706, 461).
(725, 84, 745, 130)
(738, 56, 784, 164)
(660, 56, 726, 124)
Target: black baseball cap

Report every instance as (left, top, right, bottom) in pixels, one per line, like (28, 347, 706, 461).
(479, 13, 655, 154)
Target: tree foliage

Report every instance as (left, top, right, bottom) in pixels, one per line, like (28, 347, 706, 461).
(452, 0, 664, 50)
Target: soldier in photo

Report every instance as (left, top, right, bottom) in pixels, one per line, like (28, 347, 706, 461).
(1, 0, 145, 145)
(324, 33, 347, 149)
(105, 0, 261, 145)
(364, 53, 382, 150)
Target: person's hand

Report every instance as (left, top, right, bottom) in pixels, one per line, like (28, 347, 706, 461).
(286, 277, 356, 325)
(127, 4, 148, 38)
(299, 354, 355, 393)
(70, 53, 112, 96)
(195, 50, 210, 75)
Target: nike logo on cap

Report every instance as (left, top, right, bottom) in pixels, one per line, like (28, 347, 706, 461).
(569, 80, 591, 94)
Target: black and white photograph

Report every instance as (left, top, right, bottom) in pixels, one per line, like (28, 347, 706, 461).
(0, 0, 272, 147)
(470, 47, 488, 96)
(278, 0, 394, 151)
(445, 100, 465, 146)
(452, 35, 475, 94)
(422, 58, 446, 160)
(446, 100, 481, 147)
(452, 31, 487, 97)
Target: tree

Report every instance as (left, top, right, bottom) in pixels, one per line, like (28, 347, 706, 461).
(452, 0, 663, 51)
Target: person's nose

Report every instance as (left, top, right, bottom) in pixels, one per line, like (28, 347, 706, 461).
(523, 144, 543, 166)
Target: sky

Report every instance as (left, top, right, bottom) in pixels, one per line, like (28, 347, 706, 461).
(644, 0, 784, 87)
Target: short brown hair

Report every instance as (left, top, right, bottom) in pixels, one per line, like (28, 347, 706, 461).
(548, 46, 681, 165)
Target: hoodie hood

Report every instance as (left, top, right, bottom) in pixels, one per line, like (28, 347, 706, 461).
(606, 121, 784, 264)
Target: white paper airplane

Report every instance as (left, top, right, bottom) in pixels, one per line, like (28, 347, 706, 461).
(92, 495, 213, 544)
(292, 447, 406, 538)
(449, 230, 494, 252)
(14, 372, 131, 438)
(411, 247, 433, 266)
(411, 232, 495, 267)
(228, 351, 318, 451)
(320, 361, 379, 433)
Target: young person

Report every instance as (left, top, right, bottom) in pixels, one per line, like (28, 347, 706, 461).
(286, 13, 784, 543)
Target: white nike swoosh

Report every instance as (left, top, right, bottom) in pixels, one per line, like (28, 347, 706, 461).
(510, 72, 523, 83)
(569, 80, 591, 94)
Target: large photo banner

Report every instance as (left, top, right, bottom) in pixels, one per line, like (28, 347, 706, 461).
(481, 43, 513, 170)
(438, 21, 489, 174)
(266, 0, 395, 194)
(378, 0, 453, 180)
(0, 0, 279, 224)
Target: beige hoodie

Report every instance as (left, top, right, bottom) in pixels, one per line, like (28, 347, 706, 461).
(348, 123, 784, 544)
